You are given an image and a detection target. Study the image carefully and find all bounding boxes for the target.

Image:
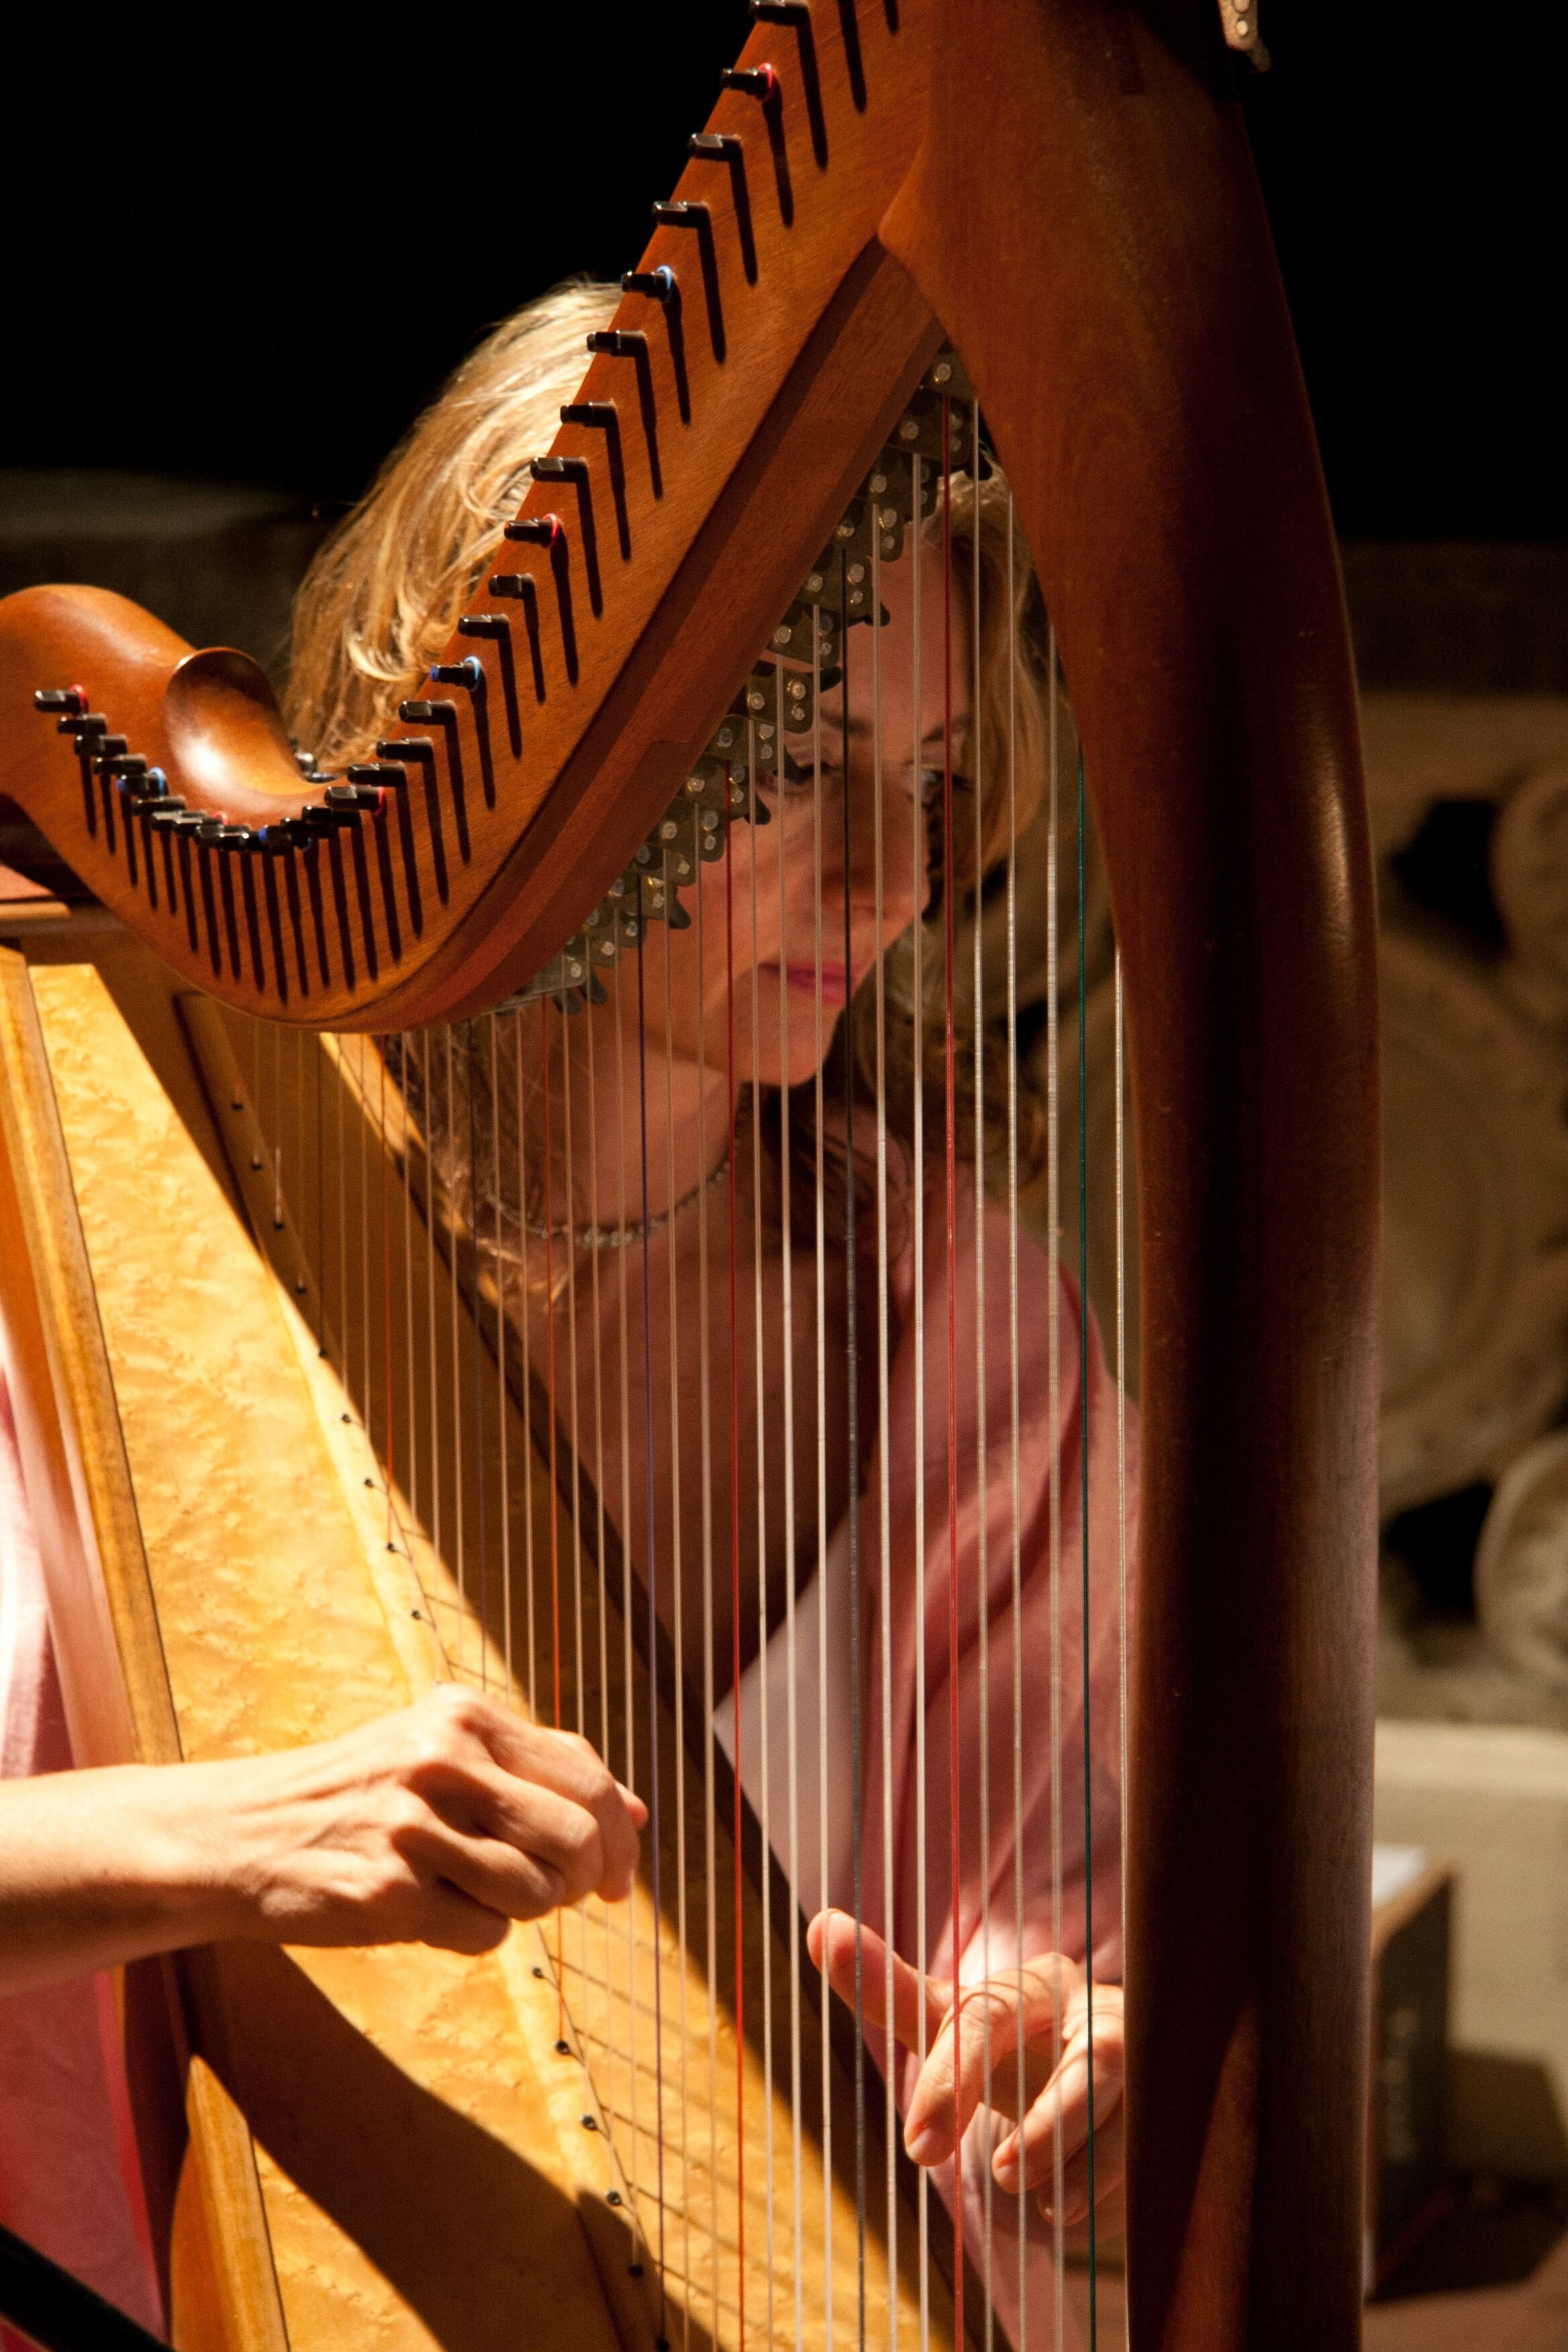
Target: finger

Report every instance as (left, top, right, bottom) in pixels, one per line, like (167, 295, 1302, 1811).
(994, 2022, 1125, 2193)
(432, 1769, 607, 1905)
(411, 1817, 569, 1922)
(808, 1910, 948, 2058)
(411, 1877, 515, 1957)
(616, 1781, 650, 1830)
(462, 1707, 611, 1804)
(1036, 2101, 1126, 2230)
(457, 1716, 646, 1900)
(409, 1696, 646, 1900)
(513, 1746, 642, 1899)
(902, 1971, 1053, 2167)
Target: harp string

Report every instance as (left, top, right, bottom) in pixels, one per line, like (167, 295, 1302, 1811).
(401, 1034, 419, 1596)
(491, 1018, 512, 1712)
(1115, 945, 1129, 2349)
(444, 1027, 465, 1678)
(1075, 748, 1099, 2345)
(514, 1014, 538, 1724)
(315, 1032, 326, 1365)
(871, 437, 900, 2349)
(363, 1035, 376, 1582)
(630, 929, 671, 2333)
(723, 775, 747, 2347)
(746, 718, 778, 2346)
(970, 397, 995, 2348)
(560, 995, 592, 2148)
(658, 853, 695, 2341)
(469, 1022, 487, 1694)
(938, 391, 964, 2349)
(1044, 620, 1067, 2338)
(775, 657, 805, 2352)
(810, 593, 834, 2352)
(910, 446, 933, 2352)
(693, 840, 723, 2351)
(579, 989, 608, 2253)
(1003, 483, 1028, 2346)
(611, 953, 646, 2266)
(379, 1044, 392, 1562)
(838, 540, 867, 2352)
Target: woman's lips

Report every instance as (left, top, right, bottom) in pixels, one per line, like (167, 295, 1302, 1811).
(762, 961, 858, 1008)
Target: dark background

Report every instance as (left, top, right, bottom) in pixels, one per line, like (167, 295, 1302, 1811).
(0, 1, 1560, 541)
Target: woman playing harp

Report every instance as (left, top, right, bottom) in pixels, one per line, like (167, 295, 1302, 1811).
(289, 281, 1139, 2339)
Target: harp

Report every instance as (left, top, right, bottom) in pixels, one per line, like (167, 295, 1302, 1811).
(0, 0, 1378, 2346)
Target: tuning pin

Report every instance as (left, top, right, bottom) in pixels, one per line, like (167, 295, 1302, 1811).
(621, 265, 677, 303)
(530, 455, 588, 487)
(429, 658, 485, 691)
(33, 685, 87, 714)
(504, 514, 565, 547)
(720, 64, 780, 102)
(585, 329, 650, 360)
(652, 199, 712, 234)
(326, 781, 384, 813)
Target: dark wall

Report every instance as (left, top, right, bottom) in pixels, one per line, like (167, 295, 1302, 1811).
(1, 2, 1559, 540)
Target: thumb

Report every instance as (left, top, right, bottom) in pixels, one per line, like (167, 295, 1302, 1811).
(808, 1910, 950, 2057)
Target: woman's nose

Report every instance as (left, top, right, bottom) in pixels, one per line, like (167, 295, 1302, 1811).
(841, 774, 922, 928)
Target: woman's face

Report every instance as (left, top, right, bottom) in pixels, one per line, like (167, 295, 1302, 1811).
(625, 542, 972, 1088)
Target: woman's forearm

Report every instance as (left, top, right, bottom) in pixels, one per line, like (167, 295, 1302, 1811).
(0, 1763, 232, 1997)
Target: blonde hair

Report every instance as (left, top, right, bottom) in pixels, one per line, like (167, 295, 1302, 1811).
(286, 281, 621, 770)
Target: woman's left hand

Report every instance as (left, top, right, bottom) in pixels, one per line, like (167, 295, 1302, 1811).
(807, 1908, 1124, 2241)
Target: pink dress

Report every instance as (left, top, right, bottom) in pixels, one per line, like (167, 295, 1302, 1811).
(720, 1179, 1137, 2349)
(0, 1373, 164, 2342)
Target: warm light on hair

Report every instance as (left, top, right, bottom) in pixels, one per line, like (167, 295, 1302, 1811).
(286, 280, 621, 772)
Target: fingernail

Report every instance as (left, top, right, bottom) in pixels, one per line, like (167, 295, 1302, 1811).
(993, 2153, 1019, 2190)
(905, 2122, 943, 2166)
